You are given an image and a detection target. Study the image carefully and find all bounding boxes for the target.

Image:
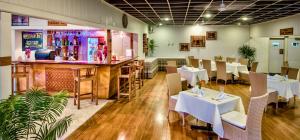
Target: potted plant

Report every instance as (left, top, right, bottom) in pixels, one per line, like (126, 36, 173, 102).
(147, 39, 157, 57)
(0, 89, 71, 140)
(238, 44, 256, 67)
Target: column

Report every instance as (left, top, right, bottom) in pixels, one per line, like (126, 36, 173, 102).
(106, 29, 112, 63)
(0, 12, 12, 99)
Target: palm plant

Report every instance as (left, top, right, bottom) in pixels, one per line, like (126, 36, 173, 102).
(238, 44, 256, 66)
(0, 88, 72, 140)
(148, 39, 157, 56)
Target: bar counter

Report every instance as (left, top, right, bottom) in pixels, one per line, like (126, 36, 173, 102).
(15, 57, 135, 99)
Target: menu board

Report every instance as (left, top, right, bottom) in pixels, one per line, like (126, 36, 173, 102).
(12, 15, 29, 26)
(22, 32, 43, 51)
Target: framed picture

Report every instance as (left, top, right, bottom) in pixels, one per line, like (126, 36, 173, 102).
(22, 32, 43, 51)
(206, 31, 217, 40)
(12, 15, 29, 26)
(191, 35, 206, 47)
(179, 43, 190, 51)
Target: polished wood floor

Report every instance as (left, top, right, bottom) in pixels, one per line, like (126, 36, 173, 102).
(67, 72, 300, 140)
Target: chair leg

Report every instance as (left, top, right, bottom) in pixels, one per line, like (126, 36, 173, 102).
(129, 77, 131, 101)
(95, 79, 98, 105)
(11, 77, 14, 96)
(91, 80, 94, 102)
(26, 75, 29, 91)
(167, 110, 170, 122)
(74, 81, 77, 105)
(181, 113, 185, 126)
(275, 102, 278, 114)
(77, 81, 80, 109)
(117, 77, 120, 100)
(294, 95, 296, 108)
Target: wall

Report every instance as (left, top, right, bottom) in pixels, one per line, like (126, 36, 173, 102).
(149, 25, 250, 59)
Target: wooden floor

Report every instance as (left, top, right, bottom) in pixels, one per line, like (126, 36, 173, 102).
(67, 72, 300, 140)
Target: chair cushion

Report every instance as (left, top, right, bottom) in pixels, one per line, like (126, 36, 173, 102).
(181, 77, 187, 81)
(170, 95, 178, 100)
(240, 71, 249, 74)
(221, 111, 247, 129)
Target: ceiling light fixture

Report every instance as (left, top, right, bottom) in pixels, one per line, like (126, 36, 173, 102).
(241, 16, 249, 21)
(159, 23, 163, 26)
(237, 22, 241, 26)
(163, 18, 170, 21)
(218, 0, 226, 12)
(204, 13, 212, 18)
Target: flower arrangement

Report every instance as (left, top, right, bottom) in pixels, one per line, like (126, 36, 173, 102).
(25, 48, 31, 59)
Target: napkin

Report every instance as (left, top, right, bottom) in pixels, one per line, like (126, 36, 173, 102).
(214, 92, 226, 100)
(191, 86, 205, 97)
(181, 65, 188, 70)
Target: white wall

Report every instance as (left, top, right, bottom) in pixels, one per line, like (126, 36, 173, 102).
(149, 25, 250, 60)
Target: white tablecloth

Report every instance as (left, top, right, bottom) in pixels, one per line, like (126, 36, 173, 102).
(175, 88, 245, 137)
(211, 61, 248, 77)
(177, 67, 209, 86)
(267, 75, 300, 99)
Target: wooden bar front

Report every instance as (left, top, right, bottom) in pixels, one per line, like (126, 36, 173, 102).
(16, 58, 134, 99)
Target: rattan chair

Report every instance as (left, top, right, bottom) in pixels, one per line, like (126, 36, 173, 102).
(166, 73, 185, 125)
(165, 66, 188, 90)
(214, 56, 223, 61)
(226, 57, 236, 63)
(238, 62, 259, 83)
(216, 61, 233, 85)
(239, 58, 249, 65)
(250, 62, 259, 72)
(287, 68, 299, 80)
(167, 60, 177, 67)
(11, 63, 30, 95)
(202, 59, 215, 83)
(220, 93, 269, 140)
(281, 67, 288, 76)
(118, 63, 136, 101)
(190, 58, 199, 68)
(187, 56, 194, 66)
(134, 60, 145, 89)
(249, 72, 278, 112)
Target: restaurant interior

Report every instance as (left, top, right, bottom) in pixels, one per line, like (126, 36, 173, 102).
(0, 0, 300, 140)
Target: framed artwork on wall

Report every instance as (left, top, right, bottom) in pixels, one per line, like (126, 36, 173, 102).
(179, 43, 190, 51)
(191, 35, 206, 47)
(206, 31, 217, 40)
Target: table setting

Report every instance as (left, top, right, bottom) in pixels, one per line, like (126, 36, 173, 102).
(267, 74, 300, 99)
(177, 65, 209, 86)
(175, 86, 245, 137)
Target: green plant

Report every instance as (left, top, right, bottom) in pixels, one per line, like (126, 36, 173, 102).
(148, 39, 157, 56)
(238, 44, 256, 65)
(0, 88, 72, 140)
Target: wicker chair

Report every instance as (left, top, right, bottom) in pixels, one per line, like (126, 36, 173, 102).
(135, 60, 144, 89)
(238, 62, 259, 83)
(239, 58, 249, 65)
(216, 61, 233, 85)
(166, 73, 185, 125)
(287, 68, 299, 80)
(167, 60, 177, 67)
(281, 67, 288, 76)
(187, 56, 194, 66)
(214, 56, 223, 61)
(220, 93, 269, 140)
(249, 72, 278, 112)
(226, 57, 236, 63)
(202, 59, 215, 83)
(165, 66, 188, 90)
(11, 63, 30, 95)
(118, 63, 136, 101)
(190, 58, 199, 68)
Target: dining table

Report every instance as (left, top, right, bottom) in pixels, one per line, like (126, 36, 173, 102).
(175, 88, 245, 137)
(267, 75, 300, 99)
(177, 66, 209, 86)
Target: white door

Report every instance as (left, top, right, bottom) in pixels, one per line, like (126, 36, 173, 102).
(287, 37, 300, 68)
(269, 38, 284, 73)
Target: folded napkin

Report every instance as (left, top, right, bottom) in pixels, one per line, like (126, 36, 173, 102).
(214, 92, 227, 100)
(191, 86, 205, 97)
(181, 65, 188, 70)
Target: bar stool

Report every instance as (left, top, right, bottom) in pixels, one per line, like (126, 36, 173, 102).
(135, 60, 144, 89)
(117, 62, 136, 101)
(72, 66, 98, 109)
(11, 63, 30, 95)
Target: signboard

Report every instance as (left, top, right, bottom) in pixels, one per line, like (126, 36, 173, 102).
(280, 28, 293, 35)
(12, 15, 29, 26)
(48, 20, 67, 26)
(22, 32, 43, 51)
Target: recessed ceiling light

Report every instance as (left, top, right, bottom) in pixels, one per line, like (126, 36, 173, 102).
(218, 3, 226, 11)
(204, 13, 212, 18)
(159, 23, 163, 26)
(163, 18, 170, 21)
(237, 22, 241, 26)
(241, 17, 249, 21)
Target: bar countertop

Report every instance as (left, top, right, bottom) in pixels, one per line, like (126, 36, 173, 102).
(15, 57, 136, 66)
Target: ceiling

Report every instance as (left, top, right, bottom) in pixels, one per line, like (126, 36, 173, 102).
(105, 0, 300, 25)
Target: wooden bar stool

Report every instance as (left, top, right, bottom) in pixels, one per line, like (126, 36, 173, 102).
(135, 60, 144, 89)
(117, 62, 136, 101)
(72, 66, 98, 109)
(11, 63, 30, 95)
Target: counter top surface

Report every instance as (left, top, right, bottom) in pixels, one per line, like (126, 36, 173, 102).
(15, 57, 135, 66)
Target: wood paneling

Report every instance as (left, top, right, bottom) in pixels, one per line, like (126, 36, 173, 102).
(67, 72, 300, 140)
(0, 56, 11, 66)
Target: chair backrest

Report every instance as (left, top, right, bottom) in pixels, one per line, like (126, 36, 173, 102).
(190, 59, 199, 68)
(246, 93, 269, 140)
(214, 56, 223, 61)
(250, 62, 259, 72)
(166, 73, 182, 96)
(249, 72, 267, 97)
(11, 63, 30, 74)
(283, 61, 289, 67)
(202, 59, 212, 78)
(167, 60, 177, 67)
(165, 66, 177, 74)
(288, 68, 299, 80)
(226, 57, 236, 63)
(281, 67, 288, 76)
(239, 58, 249, 65)
(216, 61, 226, 80)
(187, 56, 194, 66)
